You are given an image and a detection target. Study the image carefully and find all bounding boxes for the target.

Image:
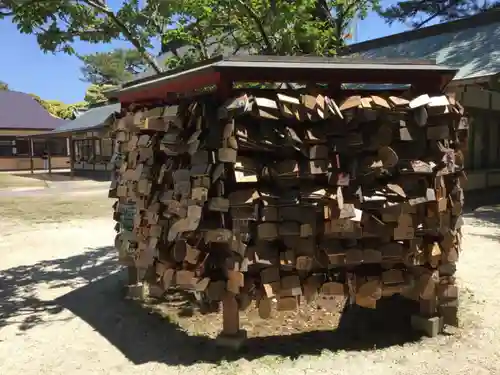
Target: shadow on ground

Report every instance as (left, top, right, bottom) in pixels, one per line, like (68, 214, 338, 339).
(0, 246, 118, 332)
(3, 189, 500, 365)
(0, 245, 422, 365)
(11, 169, 111, 182)
(11, 171, 79, 182)
(463, 188, 500, 227)
(464, 206, 500, 227)
(56, 271, 422, 366)
(10, 170, 110, 183)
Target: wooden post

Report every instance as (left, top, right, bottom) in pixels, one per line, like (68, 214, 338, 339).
(216, 292, 246, 349)
(28, 137, 34, 174)
(69, 135, 75, 179)
(222, 293, 240, 336)
(127, 265, 139, 285)
(47, 139, 52, 174)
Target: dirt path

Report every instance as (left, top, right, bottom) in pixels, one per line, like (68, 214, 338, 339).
(1, 208, 500, 375)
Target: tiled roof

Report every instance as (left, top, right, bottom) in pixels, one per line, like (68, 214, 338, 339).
(0, 90, 66, 130)
(341, 10, 500, 81)
(48, 103, 120, 135)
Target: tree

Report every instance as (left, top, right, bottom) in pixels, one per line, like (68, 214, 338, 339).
(29, 93, 87, 119)
(2, 0, 379, 73)
(379, 0, 500, 28)
(154, 0, 380, 69)
(0, 81, 8, 90)
(84, 84, 116, 105)
(79, 48, 147, 85)
(43, 99, 88, 119)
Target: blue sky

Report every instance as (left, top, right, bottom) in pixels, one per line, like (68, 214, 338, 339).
(0, 0, 415, 103)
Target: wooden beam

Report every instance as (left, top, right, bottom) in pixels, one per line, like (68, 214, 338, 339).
(47, 139, 52, 174)
(222, 293, 240, 336)
(127, 266, 139, 285)
(69, 136, 75, 179)
(28, 137, 34, 174)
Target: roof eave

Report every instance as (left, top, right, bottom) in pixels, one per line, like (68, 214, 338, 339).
(31, 123, 108, 138)
(115, 56, 458, 103)
(118, 62, 219, 96)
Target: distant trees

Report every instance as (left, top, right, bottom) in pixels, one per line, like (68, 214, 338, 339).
(29, 94, 87, 120)
(79, 48, 147, 86)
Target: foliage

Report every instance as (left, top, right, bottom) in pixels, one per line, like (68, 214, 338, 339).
(156, 0, 380, 69)
(379, 0, 500, 28)
(84, 84, 117, 105)
(44, 99, 88, 119)
(28, 93, 87, 119)
(79, 48, 147, 85)
(0, 80, 8, 90)
(1, 0, 379, 73)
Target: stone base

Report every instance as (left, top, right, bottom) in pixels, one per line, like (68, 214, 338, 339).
(125, 284, 145, 300)
(411, 315, 444, 337)
(215, 330, 248, 351)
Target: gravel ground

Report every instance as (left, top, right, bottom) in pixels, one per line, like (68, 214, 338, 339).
(1, 205, 500, 375)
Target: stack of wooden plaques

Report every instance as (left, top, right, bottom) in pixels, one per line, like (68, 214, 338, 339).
(109, 90, 467, 328)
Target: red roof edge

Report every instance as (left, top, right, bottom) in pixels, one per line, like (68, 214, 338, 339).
(118, 71, 221, 105)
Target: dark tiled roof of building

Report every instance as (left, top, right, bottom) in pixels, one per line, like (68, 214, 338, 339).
(48, 103, 120, 135)
(341, 9, 500, 81)
(0, 90, 66, 130)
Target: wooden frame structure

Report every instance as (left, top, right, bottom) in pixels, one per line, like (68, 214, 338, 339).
(111, 55, 459, 344)
(110, 55, 457, 105)
(31, 103, 120, 179)
(0, 133, 70, 172)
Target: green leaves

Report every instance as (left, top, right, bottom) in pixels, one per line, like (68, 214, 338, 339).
(41, 99, 88, 119)
(158, 0, 381, 68)
(3, 0, 380, 73)
(28, 93, 87, 119)
(84, 84, 117, 105)
(79, 49, 147, 85)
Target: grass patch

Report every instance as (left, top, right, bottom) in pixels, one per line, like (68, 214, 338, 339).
(11, 171, 93, 182)
(0, 192, 112, 223)
(0, 174, 47, 189)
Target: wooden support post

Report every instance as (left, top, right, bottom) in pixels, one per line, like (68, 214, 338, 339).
(127, 265, 139, 285)
(28, 137, 34, 174)
(47, 139, 52, 174)
(419, 298, 438, 317)
(216, 293, 247, 350)
(411, 297, 443, 337)
(222, 293, 240, 335)
(69, 136, 75, 180)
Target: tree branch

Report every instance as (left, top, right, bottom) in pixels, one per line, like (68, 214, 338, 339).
(80, 0, 162, 73)
(234, 0, 274, 54)
(413, 10, 444, 28)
